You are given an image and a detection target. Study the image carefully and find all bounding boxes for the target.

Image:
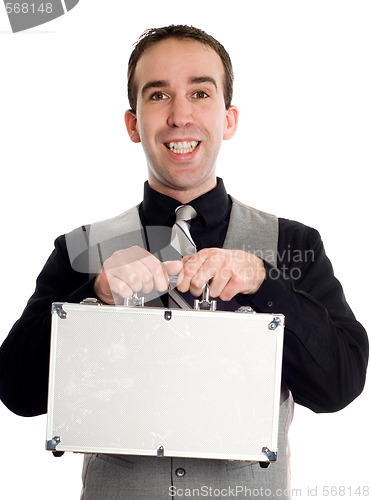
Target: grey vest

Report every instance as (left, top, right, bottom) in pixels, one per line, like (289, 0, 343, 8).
(66, 198, 278, 273)
(70, 199, 294, 500)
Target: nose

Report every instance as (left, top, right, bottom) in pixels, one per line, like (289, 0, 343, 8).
(167, 96, 193, 128)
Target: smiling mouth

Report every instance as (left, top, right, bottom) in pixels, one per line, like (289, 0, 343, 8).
(165, 141, 200, 154)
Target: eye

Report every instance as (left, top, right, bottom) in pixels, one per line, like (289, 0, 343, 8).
(150, 91, 168, 101)
(192, 91, 209, 99)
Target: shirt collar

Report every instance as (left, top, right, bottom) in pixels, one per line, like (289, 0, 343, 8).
(140, 178, 231, 228)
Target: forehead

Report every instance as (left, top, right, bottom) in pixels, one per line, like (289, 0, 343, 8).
(134, 38, 225, 91)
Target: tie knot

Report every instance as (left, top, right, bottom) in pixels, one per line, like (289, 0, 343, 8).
(175, 204, 197, 223)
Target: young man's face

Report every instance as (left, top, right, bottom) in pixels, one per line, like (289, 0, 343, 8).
(125, 38, 238, 201)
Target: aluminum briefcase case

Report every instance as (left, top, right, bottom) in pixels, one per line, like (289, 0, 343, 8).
(46, 288, 284, 463)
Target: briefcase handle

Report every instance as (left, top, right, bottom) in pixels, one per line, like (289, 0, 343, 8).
(123, 277, 217, 311)
(193, 282, 217, 311)
(168, 277, 217, 311)
(123, 292, 145, 308)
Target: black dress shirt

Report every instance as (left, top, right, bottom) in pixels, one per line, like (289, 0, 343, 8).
(0, 179, 368, 417)
(139, 178, 232, 251)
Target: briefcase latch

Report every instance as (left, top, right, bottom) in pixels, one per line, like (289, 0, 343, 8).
(236, 306, 255, 314)
(52, 303, 67, 319)
(262, 446, 277, 462)
(80, 298, 102, 306)
(194, 283, 217, 311)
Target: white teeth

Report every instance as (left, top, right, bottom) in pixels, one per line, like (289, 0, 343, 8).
(167, 141, 199, 154)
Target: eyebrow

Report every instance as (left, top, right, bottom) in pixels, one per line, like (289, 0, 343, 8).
(141, 80, 169, 98)
(141, 76, 218, 98)
(189, 76, 218, 89)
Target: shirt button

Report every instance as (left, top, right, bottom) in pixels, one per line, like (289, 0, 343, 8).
(267, 300, 273, 307)
(175, 468, 186, 478)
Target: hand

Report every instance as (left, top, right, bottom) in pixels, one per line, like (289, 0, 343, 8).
(94, 246, 183, 304)
(176, 248, 266, 301)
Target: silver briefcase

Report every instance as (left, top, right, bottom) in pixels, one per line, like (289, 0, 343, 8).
(46, 286, 284, 463)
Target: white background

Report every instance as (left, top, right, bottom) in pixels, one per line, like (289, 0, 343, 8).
(0, 1, 370, 498)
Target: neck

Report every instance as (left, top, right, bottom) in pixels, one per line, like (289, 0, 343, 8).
(148, 177, 217, 204)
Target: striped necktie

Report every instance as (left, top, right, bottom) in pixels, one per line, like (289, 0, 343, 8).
(168, 205, 197, 309)
(171, 204, 198, 256)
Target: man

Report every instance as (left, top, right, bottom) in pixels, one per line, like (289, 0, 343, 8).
(0, 25, 368, 499)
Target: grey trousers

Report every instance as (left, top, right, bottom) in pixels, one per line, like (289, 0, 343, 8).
(81, 453, 290, 500)
(80, 397, 293, 500)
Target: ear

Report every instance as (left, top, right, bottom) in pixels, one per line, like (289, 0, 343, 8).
(125, 110, 141, 143)
(223, 105, 239, 141)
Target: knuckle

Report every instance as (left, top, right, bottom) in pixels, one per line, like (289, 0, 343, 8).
(142, 272, 153, 284)
(153, 263, 164, 275)
(184, 263, 196, 277)
(198, 248, 209, 258)
(126, 271, 137, 284)
(219, 267, 231, 281)
(210, 250, 223, 262)
(112, 279, 130, 298)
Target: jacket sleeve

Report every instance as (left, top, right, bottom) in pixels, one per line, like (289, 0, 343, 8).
(0, 234, 97, 417)
(245, 219, 368, 413)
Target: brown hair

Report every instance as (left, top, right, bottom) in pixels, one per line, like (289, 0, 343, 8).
(127, 25, 234, 114)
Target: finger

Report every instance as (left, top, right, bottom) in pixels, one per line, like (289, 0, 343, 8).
(108, 262, 145, 293)
(177, 255, 192, 284)
(163, 260, 183, 278)
(177, 250, 209, 294)
(105, 274, 135, 300)
(94, 272, 115, 304)
(118, 253, 167, 293)
(95, 268, 139, 301)
(188, 266, 217, 297)
(140, 254, 170, 292)
(104, 246, 151, 270)
(217, 278, 239, 302)
(208, 268, 233, 298)
(185, 250, 230, 297)
(176, 257, 201, 292)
